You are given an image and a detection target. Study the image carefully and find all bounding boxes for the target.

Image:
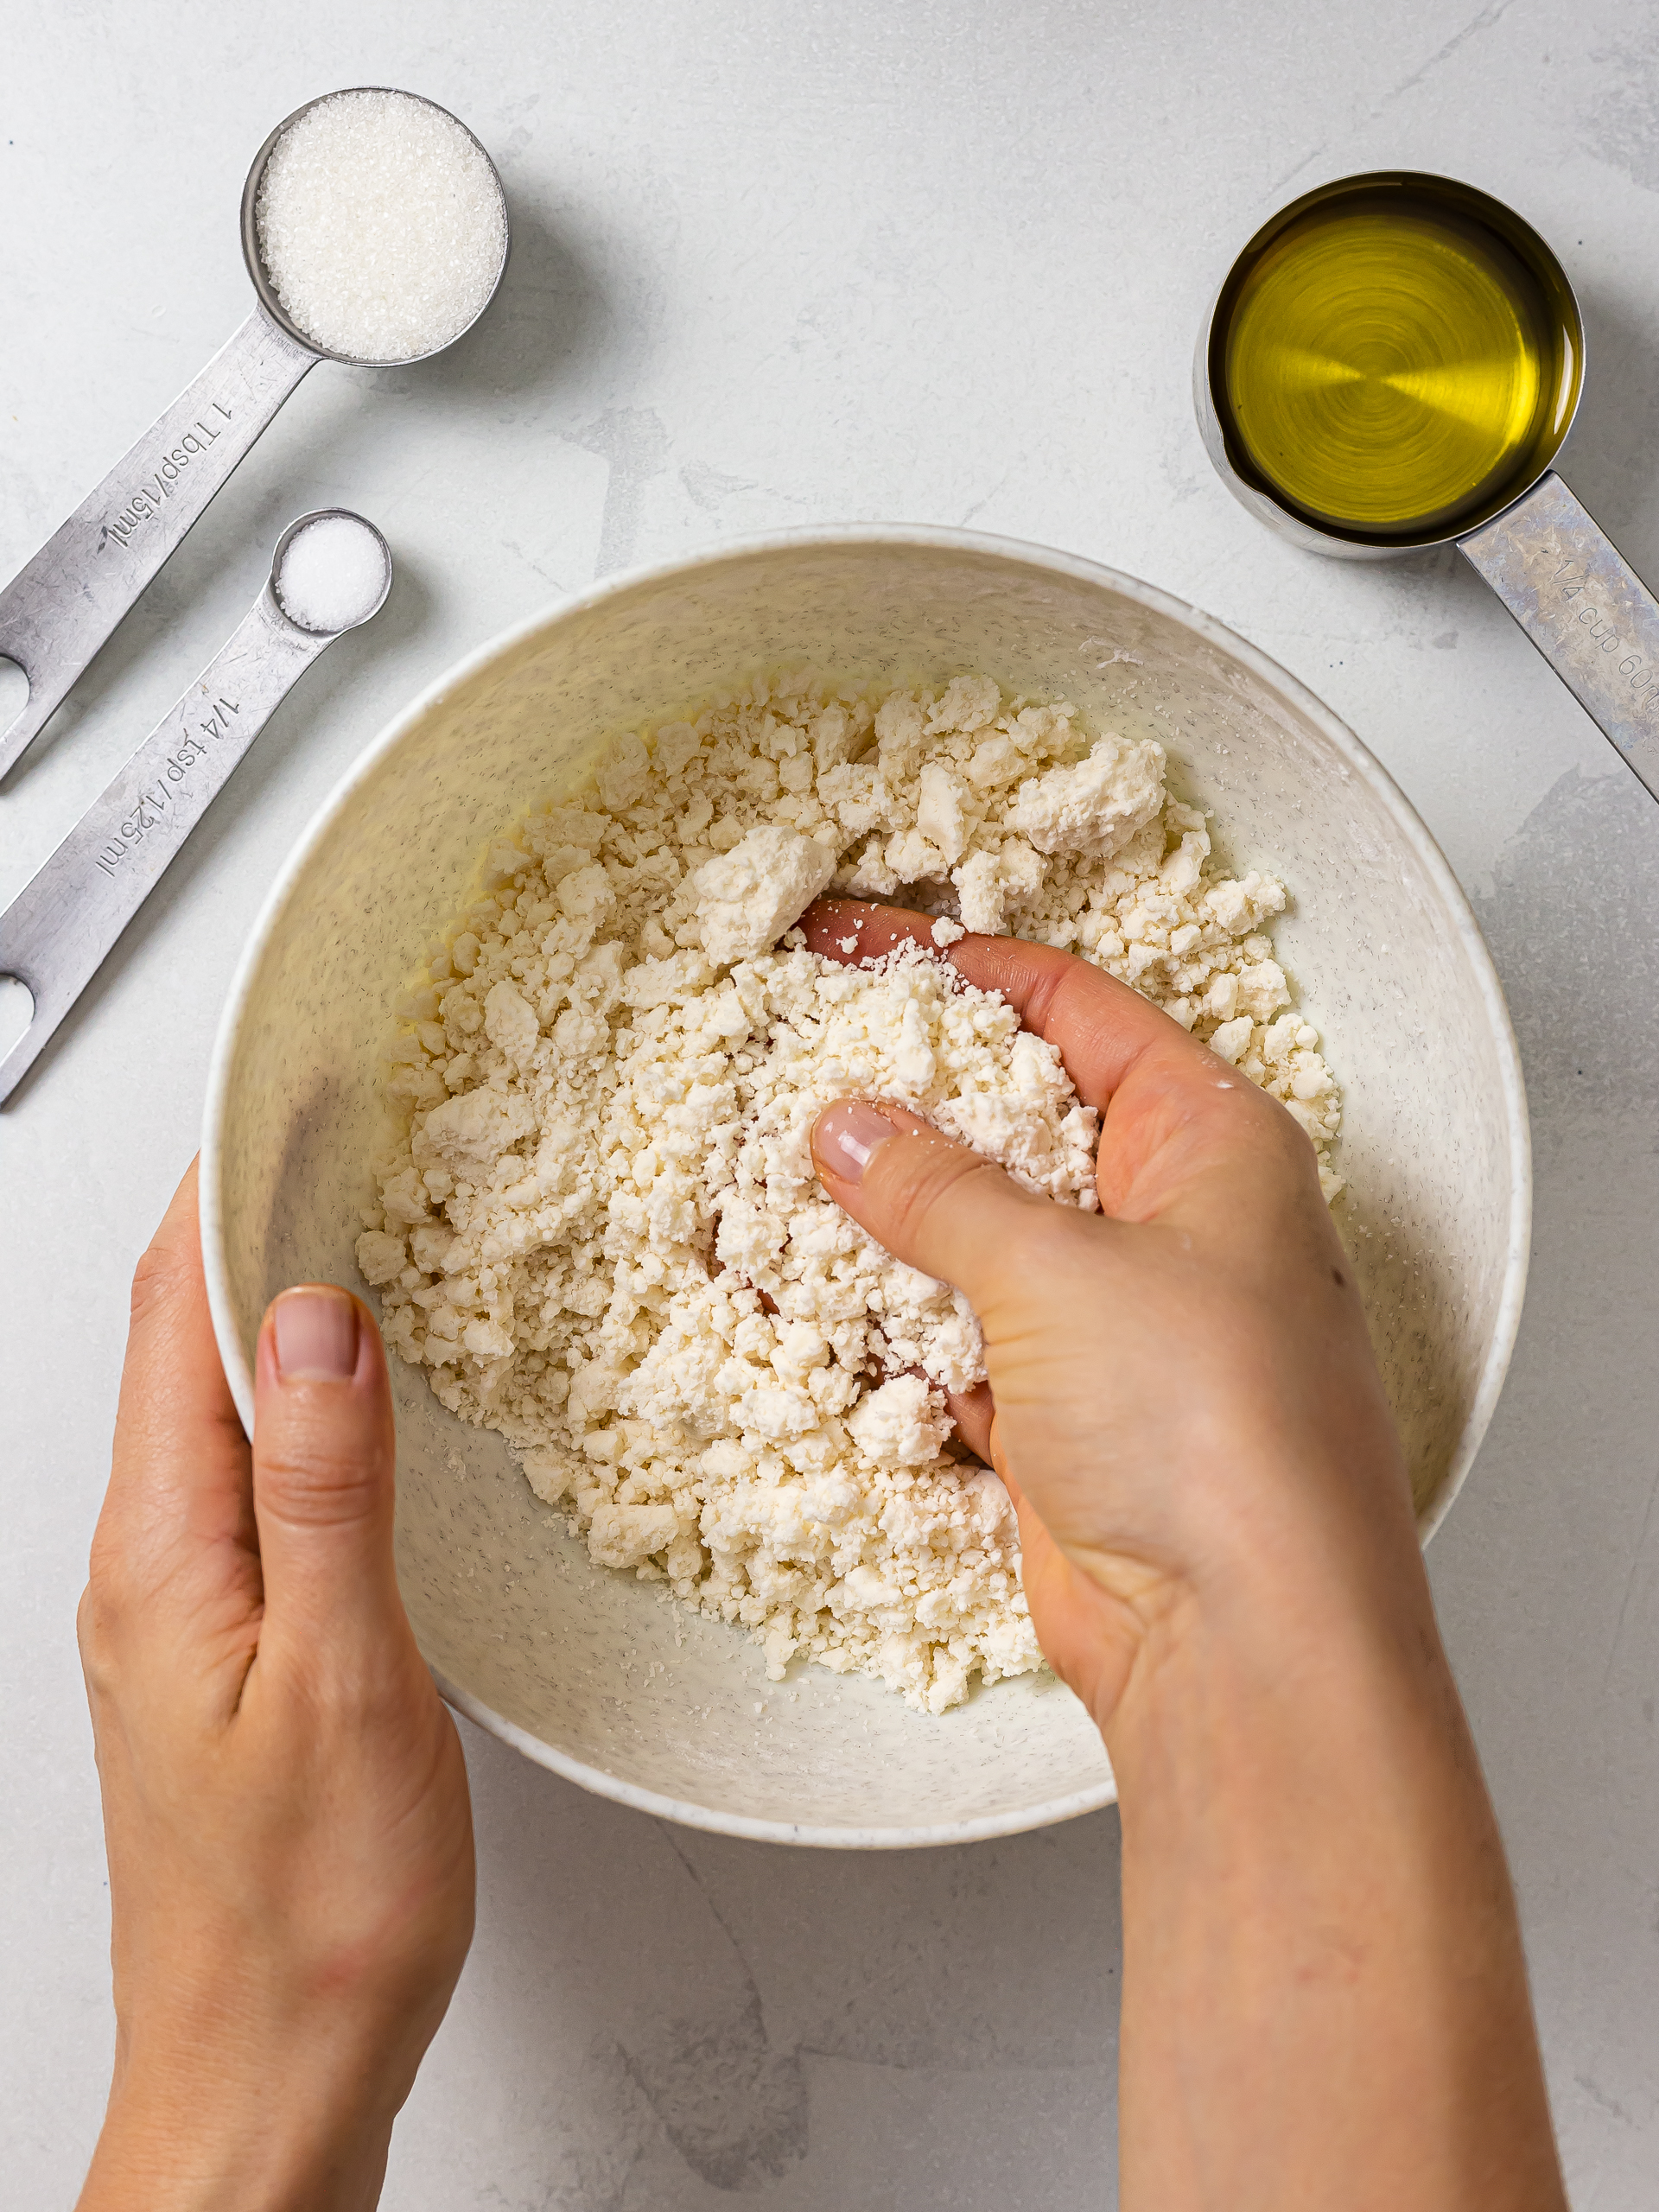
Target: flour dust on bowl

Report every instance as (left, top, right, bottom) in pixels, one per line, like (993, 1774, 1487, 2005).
(201, 530, 1530, 1847)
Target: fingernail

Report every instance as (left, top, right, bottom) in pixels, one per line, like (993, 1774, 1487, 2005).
(813, 1099, 899, 1185)
(272, 1287, 359, 1381)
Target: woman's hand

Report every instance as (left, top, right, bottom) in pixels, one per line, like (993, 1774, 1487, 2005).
(805, 903, 1567, 2212)
(76, 1162, 474, 2212)
(804, 899, 1416, 1729)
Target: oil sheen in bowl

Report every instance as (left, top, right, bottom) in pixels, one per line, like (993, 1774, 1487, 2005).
(1211, 178, 1582, 543)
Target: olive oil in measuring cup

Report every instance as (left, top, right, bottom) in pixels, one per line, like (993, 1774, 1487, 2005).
(1198, 170, 1659, 804)
(1208, 176, 1581, 543)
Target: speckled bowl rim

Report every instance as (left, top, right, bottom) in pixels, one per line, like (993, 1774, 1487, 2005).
(200, 523, 1532, 1849)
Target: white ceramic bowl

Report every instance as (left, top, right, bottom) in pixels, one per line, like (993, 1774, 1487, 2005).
(201, 528, 1529, 1848)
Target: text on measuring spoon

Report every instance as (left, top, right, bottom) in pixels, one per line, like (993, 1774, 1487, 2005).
(93, 696, 240, 876)
(102, 403, 235, 549)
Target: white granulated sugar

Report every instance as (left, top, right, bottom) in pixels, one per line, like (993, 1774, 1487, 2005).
(274, 515, 388, 632)
(256, 90, 505, 363)
(360, 673, 1343, 1712)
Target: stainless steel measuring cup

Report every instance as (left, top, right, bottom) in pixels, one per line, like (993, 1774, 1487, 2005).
(1197, 168, 1659, 805)
(0, 88, 505, 784)
(0, 510, 391, 1105)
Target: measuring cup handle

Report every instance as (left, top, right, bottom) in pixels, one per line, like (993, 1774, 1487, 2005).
(0, 309, 316, 783)
(0, 594, 330, 1105)
(1459, 472, 1659, 803)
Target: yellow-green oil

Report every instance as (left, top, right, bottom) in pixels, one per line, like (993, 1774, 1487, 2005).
(1211, 179, 1582, 542)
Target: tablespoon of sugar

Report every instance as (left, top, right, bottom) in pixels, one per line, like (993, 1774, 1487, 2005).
(0, 512, 391, 1106)
(0, 87, 505, 781)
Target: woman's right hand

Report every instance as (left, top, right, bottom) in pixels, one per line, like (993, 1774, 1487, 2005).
(806, 902, 1567, 2212)
(804, 900, 1421, 1730)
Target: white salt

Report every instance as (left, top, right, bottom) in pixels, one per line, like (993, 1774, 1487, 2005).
(275, 515, 389, 632)
(256, 89, 506, 363)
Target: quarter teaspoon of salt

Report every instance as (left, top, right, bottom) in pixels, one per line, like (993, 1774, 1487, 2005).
(274, 514, 390, 632)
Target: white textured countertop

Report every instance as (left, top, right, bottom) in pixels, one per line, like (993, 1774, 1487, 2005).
(4, 3, 1657, 2202)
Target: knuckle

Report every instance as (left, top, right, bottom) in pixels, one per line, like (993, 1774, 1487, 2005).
(82, 1521, 126, 1609)
(890, 1143, 1037, 1275)
(257, 1436, 386, 1529)
(76, 1571, 128, 1687)
(128, 1235, 193, 1326)
(895, 1143, 987, 1237)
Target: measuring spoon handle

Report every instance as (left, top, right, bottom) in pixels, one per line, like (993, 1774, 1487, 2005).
(0, 591, 331, 1105)
(0, 308, 317, 782)
(1460, 472, 1659, 804)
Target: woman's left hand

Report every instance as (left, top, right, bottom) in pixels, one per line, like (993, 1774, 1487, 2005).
(76, 1160, 475, 2212)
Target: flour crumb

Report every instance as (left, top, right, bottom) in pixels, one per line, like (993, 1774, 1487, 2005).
(362, 672, 1343, 1713)
(693, 823, 836, 964)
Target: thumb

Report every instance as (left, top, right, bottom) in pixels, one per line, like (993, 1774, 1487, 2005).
(252, 1284, 406, 1655)
(810, 1098, 1053, 1313)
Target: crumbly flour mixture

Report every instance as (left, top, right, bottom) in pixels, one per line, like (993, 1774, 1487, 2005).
(358, 672, 1341, 1712)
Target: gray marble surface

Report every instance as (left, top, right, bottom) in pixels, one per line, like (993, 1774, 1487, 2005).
(3, 2, 1656, 2202)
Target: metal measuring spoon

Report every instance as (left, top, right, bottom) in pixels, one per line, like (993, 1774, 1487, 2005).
(0, 88, 505, 783)
(1198, 169, 1659, 805)
(0, 511, 391, 1106)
